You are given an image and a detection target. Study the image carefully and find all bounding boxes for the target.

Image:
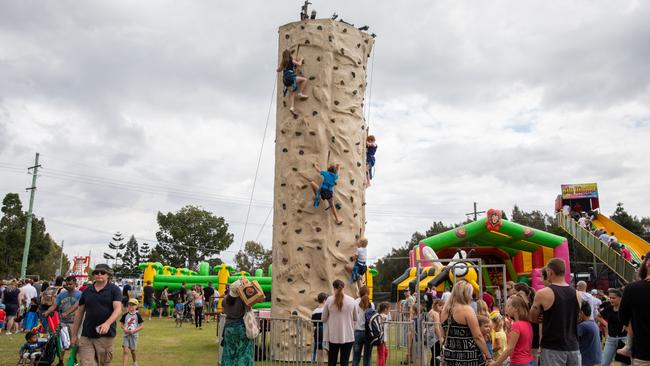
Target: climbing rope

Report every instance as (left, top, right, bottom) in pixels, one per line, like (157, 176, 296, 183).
(365, 42, 376, 128)
(254, 207, 273, 242)
(239, 75, 277, 251)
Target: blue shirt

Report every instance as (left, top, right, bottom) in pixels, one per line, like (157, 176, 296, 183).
(577, 320, 602, 366)
(56, 289, 82, 324)
(320, 171, 338, 191)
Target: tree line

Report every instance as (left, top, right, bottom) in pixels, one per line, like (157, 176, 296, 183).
(0, 193, 70, 279)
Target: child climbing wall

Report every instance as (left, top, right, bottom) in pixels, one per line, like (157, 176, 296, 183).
(271, 18, 374, 354)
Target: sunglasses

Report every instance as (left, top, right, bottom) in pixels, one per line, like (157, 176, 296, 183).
(92, 270, 108, 276)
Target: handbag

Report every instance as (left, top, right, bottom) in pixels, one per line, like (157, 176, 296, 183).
(243, 309, 260, 339)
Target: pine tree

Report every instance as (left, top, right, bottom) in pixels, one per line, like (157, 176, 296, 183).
(108, 232, 125, 271)
(121, 235, 140, 276)
(139, 242, 151, 263)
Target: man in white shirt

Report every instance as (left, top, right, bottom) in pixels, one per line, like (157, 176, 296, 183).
(21, 279, 38, 307)
(578, 214, 587, 228)
(608, 232, 618, 245)
(598, 232, 610, 245)
(576, 281, 601, 320)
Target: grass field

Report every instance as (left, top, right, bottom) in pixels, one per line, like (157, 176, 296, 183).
(0, 316, 219, 366)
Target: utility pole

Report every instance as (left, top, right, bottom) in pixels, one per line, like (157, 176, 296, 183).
(56, 240, 65, 276)
(465, 202, 486, 221)
(21, 152, 41, 279)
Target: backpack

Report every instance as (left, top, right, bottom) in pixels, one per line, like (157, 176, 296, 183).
(364, 308, 384, 346)
(40, 286, 62, 307)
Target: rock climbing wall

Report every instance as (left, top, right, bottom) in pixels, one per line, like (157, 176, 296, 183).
(271, 18, 373, 359)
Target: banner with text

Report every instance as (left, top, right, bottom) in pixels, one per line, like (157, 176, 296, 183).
(561, 183, 598, 199)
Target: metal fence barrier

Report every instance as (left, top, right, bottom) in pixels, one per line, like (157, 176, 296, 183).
(216, 311, 443, 366)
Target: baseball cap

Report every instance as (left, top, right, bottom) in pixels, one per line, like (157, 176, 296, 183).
(128, 298, 139, 306)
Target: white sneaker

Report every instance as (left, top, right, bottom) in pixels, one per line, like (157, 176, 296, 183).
(133, 362, 138, 366)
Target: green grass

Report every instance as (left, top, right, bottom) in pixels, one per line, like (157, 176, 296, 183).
(0, 316, 219, 366)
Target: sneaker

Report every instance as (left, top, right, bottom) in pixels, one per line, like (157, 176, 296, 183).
(6, 332, 12, 335)
(133, 362, 138, 366)
(298, 94, 309, 99)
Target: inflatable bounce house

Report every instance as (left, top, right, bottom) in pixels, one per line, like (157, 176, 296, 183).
(392, 209, 570, 300)
(138, 261, 273, 310)
(140, 261, 378, 310)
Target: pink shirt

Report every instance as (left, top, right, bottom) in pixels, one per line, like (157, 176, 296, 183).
(510, 320, 533, 365)
(322, 294, 357, 344)
(621, 247, 631, 261)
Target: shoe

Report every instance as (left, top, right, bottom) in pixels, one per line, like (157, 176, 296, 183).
(133, 362, 138, 366)
(298, 94, 309, 99)
(6, 332, 12, 335)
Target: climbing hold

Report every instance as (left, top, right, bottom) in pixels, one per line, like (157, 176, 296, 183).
(359, 84, 363, 88)
(335, 203, 342, 210)
(351, 71, 356, 78)
(288, 278, 293, 283)
(300, 184, 307, 189)
(361, 103, 364, 107)
(282, 222, 287, 226)
(305, 263, 311, 269)
(329, 35, 333, 42)
(353, 90, 358, 95)
(330, 118, 336, 123)
(355, 234, 359, 239)
(282, 258, 288, 265)
(355, 141, 361, 146)
(276, 298, 281, 302)
(362, 202, 366, 206)
(299, 289, 306, 294)
(295, 131, 302, 136)
(353, 213, 358, 218)
(292, 167, 298, 171)
(331, 136, 335, 143)
(317, 25, 323, 30)
(340, 48, 345, 55)
(343, 28, 347, 33)
(281, 129, 286, 134)
(309, 131, 316, 135)
(357, 162, 361, 167)
(297, 247, 303, 251)
(316, 56, 321, 62)
(282, 240, 287, 244)
(350, 179, 355, 185)
(297, 209, 302, 214)
(285, 34, 290, 39)
(351, 108, 356, 113)
(321, 278, 326, 281)
(281, 183, 286, 187)
(365, 39, 369, 44)
(333, 66, 339, 70)
(316, 245, 322, 250)
(282, 148, 288, 152)
(357, 43, 361, 48)
(309, 76, 315, 80)
(349, 256, 354, 262)
(333, 263, 337, 267)
(282, 203, 286, 209)
(340, 80, 345, 86)
(343, 149, 349, 153)
(295, 228, 302, 234)
(299, 150, 304, 155)
(358, 60, 361, 65)
(312, 111, 318, 116)
(334, 100, 339, 105)
(301, 25, 305, 30)
(336, 240, 340, 246)
(283, 101, 287, 107)
(292, 310, 298, 316)
(316, 227, 322, 232)
(305, 40, 310, 45)
(293, 113, 298, 120)
(350, 197, 354, 203)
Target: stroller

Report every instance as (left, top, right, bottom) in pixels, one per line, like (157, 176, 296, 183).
(182, 300, 194, 322)
(18, 318, 63, 366)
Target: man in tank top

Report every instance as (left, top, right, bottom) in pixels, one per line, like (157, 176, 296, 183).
(529, 258, 582, 366)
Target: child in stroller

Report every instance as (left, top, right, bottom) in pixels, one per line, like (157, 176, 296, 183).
(18, 329, 58, 366)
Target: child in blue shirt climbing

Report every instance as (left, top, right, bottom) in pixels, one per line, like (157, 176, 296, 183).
(277, 49, 308, 115)
(345, 237, 368, 291)
(310, 162, 343, 225)
(365, 135, 377, 187)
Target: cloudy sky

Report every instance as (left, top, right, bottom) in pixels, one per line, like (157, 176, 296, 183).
(1, 1, 649, 267)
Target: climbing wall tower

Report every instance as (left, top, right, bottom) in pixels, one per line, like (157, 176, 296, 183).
(272, 17, 373, 323)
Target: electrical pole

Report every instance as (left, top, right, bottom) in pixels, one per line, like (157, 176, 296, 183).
(465, 202, 486, 221)
(21, 152, 41, 279)
(56, 240, 65, 276)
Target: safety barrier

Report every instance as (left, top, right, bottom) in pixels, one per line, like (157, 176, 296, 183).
(216, 312, 443, 365)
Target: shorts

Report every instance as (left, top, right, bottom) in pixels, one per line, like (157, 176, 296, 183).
(78, 336, 115, 366)
(122, 334, 138, 350)
(143, 299, 154, 309)
(351, 261, 367, 282)
(5, 303, 18, 317)
(160, 300, 168, 308)
(22, 351, 42, 359)
(0, 321, 4, 329)
(283, 70, 297, 91)
(540, 349, 581, 366)
(319, 189, 333, 200)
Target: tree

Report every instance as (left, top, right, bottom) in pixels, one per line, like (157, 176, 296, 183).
(120, 235, 140, 276)
(0, 193, 53, 278)
(30, 238, 71, 279)
(155, 205, 234, 268)
(108, 232, 125, 270)
(139, 242, 151, 263)
(610, 203, 645, 237)
(234, 241, 272, 274)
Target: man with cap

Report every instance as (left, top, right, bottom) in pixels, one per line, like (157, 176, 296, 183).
(71, 263, 123, 366)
